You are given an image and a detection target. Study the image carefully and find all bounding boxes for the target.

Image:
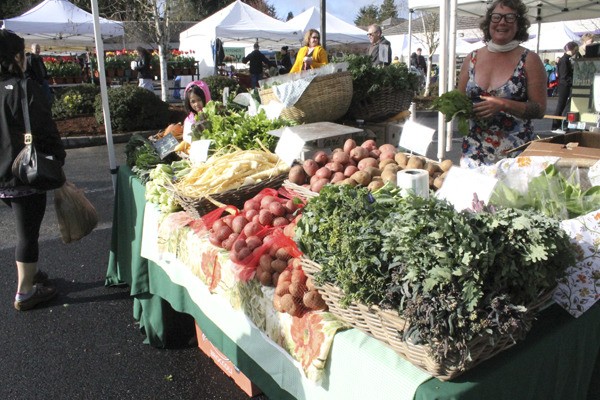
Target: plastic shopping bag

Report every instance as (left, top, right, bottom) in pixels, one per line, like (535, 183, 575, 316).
(54, 181, 98, 243)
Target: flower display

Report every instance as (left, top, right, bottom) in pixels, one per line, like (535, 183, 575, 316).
(170, 49, 196, 69)
(43, 56, 81, 77)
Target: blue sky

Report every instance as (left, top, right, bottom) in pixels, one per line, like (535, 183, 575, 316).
(269, 0, 385, 24)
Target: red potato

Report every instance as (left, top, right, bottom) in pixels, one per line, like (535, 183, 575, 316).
(379, 151, 396, 161)
(330, 171, 345, 184)
(271, 259, 288, 273)
(332, 151, 350, 165)
(214, 225, 233, 242)
(343, 138, 357, 153)
(357, 157, 378, 171)
(288, 165, 307, 185)
(244, 209, 259, 221)
(232, 239, 247, 254)
(211, 218, 226, 232)
(231, 215, 249, 234)
(310, 174, 320, 185)
(258, 209, 274, 226)
(272, 271, 281, 287)
(344, 165, 359, 177)
(268, 201, 286, 217)
(259, 253, 273, 270)
(310, 178, 329, 193)
(262, 233, 276, 248)
(272, 217, 289, 227)
(360, 139, 377, 151)
(379, 144, 397, 154)
(222, 214, 235, 228)
(369, 149, 382, 159)
(285, 199, 298, 213)
(242, 221, 262, 237)
(302, 159, 319, 177)
(275, 247, 292, 261)
(246, 235, 263, 250)
(208, 233, 222, 247)
(313, 151, 330, 166)
(325, 161, 344, 173)
(315, 166, 332, 180)
(243, 199, 260, 211)
(350, 146, 369, 162)
(233, 246, 252, 262)
(259, 270, 274, 286)
(260, 195, 279, 209)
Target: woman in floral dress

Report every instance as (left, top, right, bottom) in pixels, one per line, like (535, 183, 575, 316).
(457, 0, 547, 167)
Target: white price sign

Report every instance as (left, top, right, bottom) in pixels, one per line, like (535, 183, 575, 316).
(275, 127, 306, 167)
(189, 139, 212, 163)
(399, 119, 435, 156)
(435, 166, 498, 211)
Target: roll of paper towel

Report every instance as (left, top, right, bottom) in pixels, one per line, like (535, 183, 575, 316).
(396, 169, 429, 198)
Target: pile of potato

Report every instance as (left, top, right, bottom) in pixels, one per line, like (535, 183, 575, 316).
(288, 138, 454, 193)
(273, 258, 326, 317)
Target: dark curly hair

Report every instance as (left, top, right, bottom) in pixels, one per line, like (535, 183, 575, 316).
(0, 30, 25, 79)
(480, 0, 530, 43)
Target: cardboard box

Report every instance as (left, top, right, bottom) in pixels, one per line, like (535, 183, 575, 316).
(195, 324, 262, 397)
(518, 131, 600, 161)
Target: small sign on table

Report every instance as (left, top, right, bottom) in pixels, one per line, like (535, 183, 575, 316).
(152, 133, 180, 159)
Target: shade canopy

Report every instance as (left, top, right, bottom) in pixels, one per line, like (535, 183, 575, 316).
(1, 0, 124, 45)
(285, 6, 370, 45)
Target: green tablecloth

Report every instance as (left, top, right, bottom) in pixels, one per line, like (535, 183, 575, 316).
(107, 166, 600, 400)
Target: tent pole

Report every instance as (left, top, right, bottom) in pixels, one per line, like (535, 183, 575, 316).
(437, 0, 449, 162)
(446, 0, 457, 155)
(408, 9, 413, 66)
(90, 0, 117, 192)
(320, 0, 326, 50)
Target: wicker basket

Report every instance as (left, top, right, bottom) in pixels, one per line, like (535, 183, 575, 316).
(171, 173, 287, 219)
(349, 87, 415, 122)
(301, 257, 553, 381)
(282, 180, 318, 202)
(259, 71, 353, 124)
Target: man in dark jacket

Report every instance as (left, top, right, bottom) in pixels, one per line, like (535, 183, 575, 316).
(242, 42, 276, 89)
(25, 43, 53, 105)
(367, 24, 392, 66)
(410, 48, 427, 74)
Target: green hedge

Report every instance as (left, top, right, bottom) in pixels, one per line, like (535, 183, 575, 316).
(52, 84, 100, 119)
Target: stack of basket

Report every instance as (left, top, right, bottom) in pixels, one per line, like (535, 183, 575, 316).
(349, 87, 415, 122)
(259, 71, 353, 124)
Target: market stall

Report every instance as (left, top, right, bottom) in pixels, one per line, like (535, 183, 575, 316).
(107, 165, 600, 399)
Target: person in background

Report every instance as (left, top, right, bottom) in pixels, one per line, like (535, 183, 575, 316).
(25, 43, 52, 105)
(579, 33, 594, 58)
(543, 58, 556, 96)
(392, 55, 400, 64)
(182, 80, 211, 143)
(0, 30, 66, 311)
(552, 41, 578, 133)
(242, 42, 276, 89)
(279, 46, 292, 74)
(290, 29, 328, 73)
(410, 48, 427, 73)
(457, 0, 546, 167)
(134, 47, 154, 92)
(367, 24, 392, 66)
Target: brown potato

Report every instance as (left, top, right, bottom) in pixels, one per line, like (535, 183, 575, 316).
(350, 170, 372, 186)
(379, 158, 397, 169)
(406, 156, 424, 170)
(439, 159, 454, 172)
(363, 166, 382, 178)
(368, 180, 385, 191)
(394, 152, 408, 167)
(381, 169, 397, 185)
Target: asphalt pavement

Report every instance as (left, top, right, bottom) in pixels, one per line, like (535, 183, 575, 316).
(0, 96, 559, 400)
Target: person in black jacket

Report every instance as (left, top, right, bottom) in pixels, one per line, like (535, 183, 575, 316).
(242, 42, 276, 89)
(552, 41, 579, 133)
(367, 24, 392, 66)
(133, 46, 154, 92)
(25, 43, 53, 105)
(278, 46, 292, 75)
(0, 30, 66, 311)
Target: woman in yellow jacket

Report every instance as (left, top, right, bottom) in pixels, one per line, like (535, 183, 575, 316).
(290, 29, 328, 73)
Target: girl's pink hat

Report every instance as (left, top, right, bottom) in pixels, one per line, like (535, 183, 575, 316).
(184, 80, 211, 103)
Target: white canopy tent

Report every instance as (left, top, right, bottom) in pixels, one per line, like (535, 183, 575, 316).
(1, 0, 123, 45)
(523, 21, 581, 52)
(408, 0, 600, 160)
(2, 0, 124, 189)
(285, 6, 369, 46)
(179, 0, 300, 77)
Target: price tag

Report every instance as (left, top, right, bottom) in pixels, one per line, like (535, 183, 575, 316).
(435, 166, 498, 211)
(152, 133, 180, 159)
(275, 127, 305, 167)
(399, 119, 435, 156)
(189, 139, 212, 163)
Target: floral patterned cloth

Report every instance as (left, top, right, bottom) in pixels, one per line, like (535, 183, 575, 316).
(154, 210, 349, 381)
(462, 49, 534, 167)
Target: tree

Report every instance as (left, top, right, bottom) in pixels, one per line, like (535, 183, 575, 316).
(379, 0, 398, 22)
(285, 11, 294, 21)
(355, 5, 379, 27)
(414, 11, 440, 96)
(0, 0, 37, 19)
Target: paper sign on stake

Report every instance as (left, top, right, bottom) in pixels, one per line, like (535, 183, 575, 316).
(275, 127, 305, 167)
(435, 166, 498, 211)
(189, 139, 212, 163)
(399, 119, 435, 156)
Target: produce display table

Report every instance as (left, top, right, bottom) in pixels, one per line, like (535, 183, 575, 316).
(107, 166, 600, 399)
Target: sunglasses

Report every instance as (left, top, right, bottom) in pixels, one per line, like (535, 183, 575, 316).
(311, 36, 320, 39)
(490, 13, 518, 23)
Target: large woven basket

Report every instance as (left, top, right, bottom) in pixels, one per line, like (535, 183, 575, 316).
(171, 173, 287, 219)
(259, 71, 353, 124)
(349, 87, 415, 122)
(300, 257, 553, 381)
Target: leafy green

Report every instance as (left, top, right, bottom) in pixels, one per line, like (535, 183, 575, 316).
(490, 164, 600, 219)
(190, 101, 294, 152)
(430, 89, 473, 136)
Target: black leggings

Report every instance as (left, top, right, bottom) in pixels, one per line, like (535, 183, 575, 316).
(552, 84, 572, 129)
(2, 193, 47, 263)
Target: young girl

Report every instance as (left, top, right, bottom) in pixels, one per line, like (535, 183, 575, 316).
(182, 80, 211, 143)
